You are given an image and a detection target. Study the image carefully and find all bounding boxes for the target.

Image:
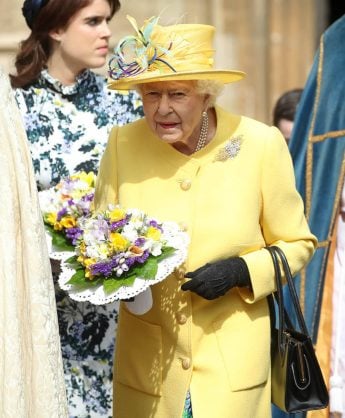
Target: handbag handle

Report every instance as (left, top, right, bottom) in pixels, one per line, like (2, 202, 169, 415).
(266, 247, 285, 357)
(270, 246, 309, 335)
(265, 246, 310, 357)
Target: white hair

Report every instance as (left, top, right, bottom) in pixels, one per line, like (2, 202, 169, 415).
(195, 80, 224, 108)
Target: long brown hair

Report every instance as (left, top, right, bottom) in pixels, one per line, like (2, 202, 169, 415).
(10, 0, 120, 88)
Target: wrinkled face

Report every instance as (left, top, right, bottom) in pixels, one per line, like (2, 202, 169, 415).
(50, 0, 112, 73)
(140, 81, 208, 147)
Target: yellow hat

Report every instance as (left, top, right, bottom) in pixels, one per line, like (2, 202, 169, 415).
(108, 16, 245, 90)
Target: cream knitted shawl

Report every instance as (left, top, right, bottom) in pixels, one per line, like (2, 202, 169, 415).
(0, 68, 68, 418)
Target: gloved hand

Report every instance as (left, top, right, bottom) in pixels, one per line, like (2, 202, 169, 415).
(181, 257, 251, 300)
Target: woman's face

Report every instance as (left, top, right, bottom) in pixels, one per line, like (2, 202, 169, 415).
(140, 81, 209, 148)
(50, 0, 112, 74)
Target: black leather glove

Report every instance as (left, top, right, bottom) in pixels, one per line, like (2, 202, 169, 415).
(181, 257, 251, 300)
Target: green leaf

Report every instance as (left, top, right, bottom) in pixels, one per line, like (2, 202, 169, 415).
(65, 255, 78, 264)
(155, 246, 176, 262)
(64, 255, 83, 270)
(44, 224, 55, 234)
(130, 257, 158, 280)
(44, 224, 73, 250)
(103, 276, 136, 294)
(67, 269, 86, 285)
(52, 232, 75, 251)
(142, 257, 158, 279)
(67, 270, 101, 289)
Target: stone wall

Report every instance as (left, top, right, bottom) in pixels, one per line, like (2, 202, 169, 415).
(0, 0, 327, 123)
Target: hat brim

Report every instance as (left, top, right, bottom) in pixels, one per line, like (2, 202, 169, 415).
(107, 69, 246, 90)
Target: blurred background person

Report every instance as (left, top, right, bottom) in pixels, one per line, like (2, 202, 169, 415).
(272, 88, 303, 143)
(273, 13, 345, 418)
(10, 1, 143, 416)
(0, 67, 68, 418)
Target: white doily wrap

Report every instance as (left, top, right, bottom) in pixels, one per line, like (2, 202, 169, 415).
(58, 221, 190, 305)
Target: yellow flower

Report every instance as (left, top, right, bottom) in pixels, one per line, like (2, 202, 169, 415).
(79, 241, 87, 255)
(85, 268, 93, 279)
(67, 190, 84, 200)
(146, 226, 161, 241)
(78, 256, 96, 279)
(54, 222, 63, 231)
(98, 243, 110, 258)
(108, 207, 126, 222)
(59, 215, 77, 229)
(45, 212, 57, 226)
(83, 257, 96, 268)
(109, 232, 129, 251)
(71, 171, 95, 186)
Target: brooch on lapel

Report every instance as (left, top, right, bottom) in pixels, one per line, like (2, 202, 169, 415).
(213, 135, 243, 162)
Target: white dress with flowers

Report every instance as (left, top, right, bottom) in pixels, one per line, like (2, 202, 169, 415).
(14, 69, 143, 418)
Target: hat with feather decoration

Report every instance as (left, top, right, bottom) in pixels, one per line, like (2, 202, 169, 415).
(108, 15, 245, 90)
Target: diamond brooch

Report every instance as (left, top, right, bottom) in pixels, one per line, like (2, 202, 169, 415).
(213, 135, 243, 162)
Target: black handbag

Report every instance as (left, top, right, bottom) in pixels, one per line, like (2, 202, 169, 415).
(266, 246, 329, 413)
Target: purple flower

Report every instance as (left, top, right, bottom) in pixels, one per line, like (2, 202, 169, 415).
(91, 257, 119, 277)
(133, 249, 150, 264)
(57, 207, 67, 221)
(149, 220, 163, 231)
(78, 194, 93, 215)
(65, 227, 83, 245)
(109, 214, 131, 231)
(83, 193, 94, 202)
(134, 237, 146, 246)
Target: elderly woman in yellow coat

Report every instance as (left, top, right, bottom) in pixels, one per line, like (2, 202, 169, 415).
(94, 16, 317, 418)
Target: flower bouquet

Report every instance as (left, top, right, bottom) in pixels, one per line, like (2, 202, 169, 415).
(38, 171, 96, 259)
(59, 205, 189, 305)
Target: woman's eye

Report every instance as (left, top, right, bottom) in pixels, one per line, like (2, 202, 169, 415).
(87, 17, 102, 26)
(171, 91, 188, 100)
(145, 92, 159, 97)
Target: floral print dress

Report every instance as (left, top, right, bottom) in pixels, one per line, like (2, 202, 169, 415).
(15, 69, 143, 418)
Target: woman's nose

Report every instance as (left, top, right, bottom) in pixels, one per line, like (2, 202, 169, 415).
(101, 21, 112, 38)
(157, 95, 172, 115)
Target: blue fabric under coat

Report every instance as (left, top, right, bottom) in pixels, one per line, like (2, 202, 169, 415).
(272, 14, 345, 418)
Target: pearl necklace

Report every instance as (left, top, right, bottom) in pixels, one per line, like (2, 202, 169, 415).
(194, 111, 209, 153)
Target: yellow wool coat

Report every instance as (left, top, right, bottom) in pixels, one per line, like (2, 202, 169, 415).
(94, 106, 317, 418)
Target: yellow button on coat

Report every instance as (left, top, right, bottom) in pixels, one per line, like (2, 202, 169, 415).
(180, 179, 192, 191)
(182, 358, 191, 370)
(175, 266, 186, 281)
(176, 312, 187, 325)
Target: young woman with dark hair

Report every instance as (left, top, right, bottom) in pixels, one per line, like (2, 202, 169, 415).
(11, 1, 142, 416)
(11, 0, 120, 88)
